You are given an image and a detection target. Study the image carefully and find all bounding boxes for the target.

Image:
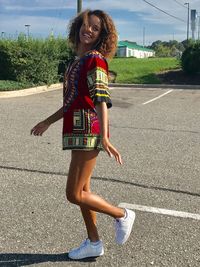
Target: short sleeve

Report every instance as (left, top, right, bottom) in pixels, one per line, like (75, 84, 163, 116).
(87, 55, 112, 109)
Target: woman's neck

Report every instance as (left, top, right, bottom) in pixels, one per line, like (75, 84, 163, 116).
(77, 44, 93, 57)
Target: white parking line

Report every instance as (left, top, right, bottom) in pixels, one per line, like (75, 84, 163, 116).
(119, 203, 200, 221)
(142, 89, 173, 105)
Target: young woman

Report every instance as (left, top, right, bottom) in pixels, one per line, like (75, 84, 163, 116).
(31, 9, 135, 260)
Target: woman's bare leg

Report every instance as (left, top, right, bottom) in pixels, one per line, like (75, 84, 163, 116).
(66, 150, 125, 222)
(67, 150, 100, 241)
(80, 180, 100, 242)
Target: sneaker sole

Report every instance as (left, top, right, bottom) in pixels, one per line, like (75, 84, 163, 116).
(68, 250, 104, 260)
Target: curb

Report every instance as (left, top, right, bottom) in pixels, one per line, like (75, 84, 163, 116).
(0, 82, 200, 99)
(109, 83, 200, 89)
(0, 83, 62, 98)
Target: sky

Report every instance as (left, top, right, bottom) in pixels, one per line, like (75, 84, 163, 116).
(0, 0, 199, 45)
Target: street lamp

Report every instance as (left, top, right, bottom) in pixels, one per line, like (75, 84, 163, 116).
(25, 24, 30, 39)
(184, 3, 190, 41)
(77, 0, 82, 14)
(1, 32, 5, 39)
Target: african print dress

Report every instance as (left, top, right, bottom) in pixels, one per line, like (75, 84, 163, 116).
(62, 50, 112, 150)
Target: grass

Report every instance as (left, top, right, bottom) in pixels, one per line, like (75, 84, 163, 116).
(109, 57, 180, 84)
(0, 57, 181, 91)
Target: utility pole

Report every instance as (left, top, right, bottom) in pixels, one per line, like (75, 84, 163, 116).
(25, 24, 30, 39)
(198, 16, 200, 40)
(184, 3, 190, 42)
(77, 0, 82, 14)
(143, 27, 145, 47)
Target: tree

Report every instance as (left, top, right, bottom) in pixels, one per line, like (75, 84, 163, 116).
(181, 39, 194, 49)
(155, 44, 171, 57)
(149, 40, 185, 57)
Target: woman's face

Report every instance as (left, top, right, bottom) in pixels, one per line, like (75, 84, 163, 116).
(79, 14, 102, 49)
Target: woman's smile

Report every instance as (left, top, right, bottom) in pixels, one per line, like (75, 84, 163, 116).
(82, 32, 92, 40)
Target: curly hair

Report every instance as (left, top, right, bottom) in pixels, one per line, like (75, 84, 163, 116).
(68, 9, 118, 59)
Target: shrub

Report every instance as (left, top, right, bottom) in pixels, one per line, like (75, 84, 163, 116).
(0, 35, 74, 85)
(181, 42, 200, 74)
(0, 39, 16, 80)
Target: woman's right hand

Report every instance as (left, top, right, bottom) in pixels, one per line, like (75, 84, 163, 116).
(102, 137, 122, 165)
(30, 120, 50, 136)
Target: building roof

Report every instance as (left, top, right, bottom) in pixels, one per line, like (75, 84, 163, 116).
(118, 41, 154, 52)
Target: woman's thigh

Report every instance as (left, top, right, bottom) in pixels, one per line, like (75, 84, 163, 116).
(66, 150, 99, 198)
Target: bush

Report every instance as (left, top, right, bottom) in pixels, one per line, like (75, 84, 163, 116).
(0, 35, 74, 85)
(181, 42, 200, 74)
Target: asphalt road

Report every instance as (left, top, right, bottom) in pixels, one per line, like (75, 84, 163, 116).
(0, 87, 200, 267)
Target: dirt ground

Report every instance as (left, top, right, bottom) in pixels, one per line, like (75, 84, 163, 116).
(109, 69, 200, 85)
(157, 69, 200, 85)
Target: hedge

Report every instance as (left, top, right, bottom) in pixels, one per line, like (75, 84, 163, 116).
(181, 41, 200, 74)
(0, 34, 74, 85)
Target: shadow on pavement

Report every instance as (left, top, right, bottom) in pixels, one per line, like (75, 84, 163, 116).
(0, 253, 97, 266)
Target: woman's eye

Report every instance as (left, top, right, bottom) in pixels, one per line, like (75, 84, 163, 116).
(93, 27, 99, 32)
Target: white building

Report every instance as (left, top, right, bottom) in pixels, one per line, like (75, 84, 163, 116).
(117, 41, 155, 58)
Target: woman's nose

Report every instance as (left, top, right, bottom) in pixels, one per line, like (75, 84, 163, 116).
(86, 26, 92, 32)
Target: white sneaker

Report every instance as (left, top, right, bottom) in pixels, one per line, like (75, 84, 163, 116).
(68, 239, 104, 260)
(115, 208, 136, 245)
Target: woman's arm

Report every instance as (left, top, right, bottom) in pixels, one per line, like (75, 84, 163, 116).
(95, 102, 122, 165)
(44, 106, 63, 125)
(31, 106, 63, 136)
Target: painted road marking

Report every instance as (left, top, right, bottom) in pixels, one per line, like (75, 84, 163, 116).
(142, 89, 173, 105)
(119, 203, 200, 221)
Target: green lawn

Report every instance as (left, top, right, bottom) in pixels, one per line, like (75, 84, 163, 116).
(109, 57, 180, 84)
(0, 57, 181, 91)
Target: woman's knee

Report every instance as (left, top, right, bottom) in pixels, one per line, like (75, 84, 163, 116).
(66, 179, 90, 204)
(66, 190, 81, 205)
(83, 183, 90, 193)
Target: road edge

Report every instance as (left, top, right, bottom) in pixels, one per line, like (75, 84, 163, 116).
(0, 83, 63, 98)
(0, 82, 200, 98)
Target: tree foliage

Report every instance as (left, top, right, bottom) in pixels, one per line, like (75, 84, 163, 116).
(149, 40, 187, 57)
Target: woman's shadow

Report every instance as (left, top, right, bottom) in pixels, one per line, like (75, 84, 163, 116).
(0, 252, 97, 266)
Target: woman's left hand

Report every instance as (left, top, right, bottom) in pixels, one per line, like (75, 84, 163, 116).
(102, 137, 122, 165)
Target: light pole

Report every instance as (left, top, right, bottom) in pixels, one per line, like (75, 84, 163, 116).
(184, 3, 190, 41)
(1, 31, 5, 39)
(77, 0, 82, 14)
(198, 16, 200, 40)
(25, 24, 30, 39)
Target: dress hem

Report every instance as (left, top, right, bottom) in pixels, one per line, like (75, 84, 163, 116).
(62, 147, 103, 151)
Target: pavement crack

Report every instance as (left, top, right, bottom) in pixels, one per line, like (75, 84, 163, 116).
(1, 165, 200, 198)
(110, 125, 199, 134)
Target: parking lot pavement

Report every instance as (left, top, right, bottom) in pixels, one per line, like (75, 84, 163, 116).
(0, 87, 200, 266)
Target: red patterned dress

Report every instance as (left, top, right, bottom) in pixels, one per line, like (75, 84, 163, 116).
(62, 50, 112, 150)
